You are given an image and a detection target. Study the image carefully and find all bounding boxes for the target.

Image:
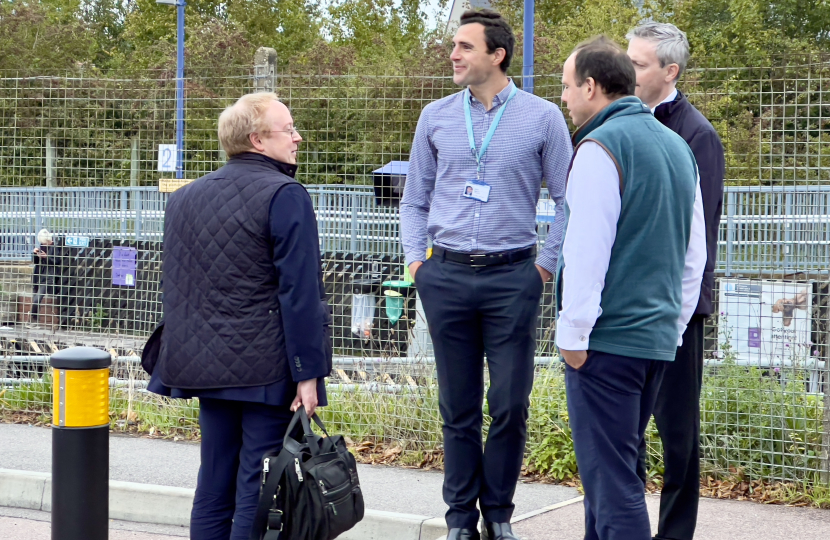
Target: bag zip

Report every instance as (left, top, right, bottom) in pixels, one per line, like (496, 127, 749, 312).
(262, 457, 270, 486)
(294, 458, 304, 482)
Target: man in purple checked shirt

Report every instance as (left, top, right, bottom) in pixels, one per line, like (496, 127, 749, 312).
(400, 9, 572, 540)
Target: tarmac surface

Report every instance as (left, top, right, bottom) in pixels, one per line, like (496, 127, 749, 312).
(2, 422, 830, 539)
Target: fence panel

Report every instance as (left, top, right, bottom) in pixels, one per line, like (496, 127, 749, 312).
(1, 61, 829, 485)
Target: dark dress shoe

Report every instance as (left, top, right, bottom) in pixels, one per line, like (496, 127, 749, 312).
(482, 521, 520, 540)
(447, 528, 481, 540)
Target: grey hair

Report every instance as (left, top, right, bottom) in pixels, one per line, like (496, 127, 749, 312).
(37, 229, 52, 244)
(626, 22, 690, 79)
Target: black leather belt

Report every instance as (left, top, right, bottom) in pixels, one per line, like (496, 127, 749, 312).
(432, 246, 536, 267)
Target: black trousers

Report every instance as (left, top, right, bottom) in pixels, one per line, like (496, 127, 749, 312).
(567, 351, 667, 540)
(30, 278, 54, 322)
(415, 255, 543, 529)
(191, 398, 293, 540)
(637, 315, 705, 540)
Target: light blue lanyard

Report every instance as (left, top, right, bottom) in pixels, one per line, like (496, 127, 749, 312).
(464, 85, 518, 179)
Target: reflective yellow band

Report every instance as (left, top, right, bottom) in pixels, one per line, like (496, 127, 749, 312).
(53, 368, 110, 428)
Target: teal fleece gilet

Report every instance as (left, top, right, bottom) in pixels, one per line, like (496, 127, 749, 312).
(565, 97, 699, 361)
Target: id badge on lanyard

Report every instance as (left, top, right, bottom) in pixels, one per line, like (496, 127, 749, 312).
(462, 179, 491, 202)
(463, 85, 518, 203)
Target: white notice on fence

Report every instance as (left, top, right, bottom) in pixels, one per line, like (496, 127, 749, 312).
(65, 236, 90, 248)
(157, 144, 177, 172)
(717, 279, 812, 366)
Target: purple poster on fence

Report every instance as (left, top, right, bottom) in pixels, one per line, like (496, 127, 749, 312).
(747, 328, 761, 348)
(112, 247, 137, 287)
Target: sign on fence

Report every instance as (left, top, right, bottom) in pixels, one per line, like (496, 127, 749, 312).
(157, 144, 177, 172)
(536, 199, 556, 223)
(158, 178, 194, 192)
(65, 236, 90, 248)
(112, 247, 138, 287)
(718, 279, 812, 365)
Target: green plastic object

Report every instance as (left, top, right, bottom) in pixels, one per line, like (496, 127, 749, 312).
(383, 289, 404, 325)
(382, 280, 413, 288)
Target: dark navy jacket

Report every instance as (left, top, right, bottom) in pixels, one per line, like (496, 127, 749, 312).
(654, 91, 725, 316)
(148, 153, 330, 406)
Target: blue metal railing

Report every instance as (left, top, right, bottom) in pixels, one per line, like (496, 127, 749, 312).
(2, 185, 829, 275)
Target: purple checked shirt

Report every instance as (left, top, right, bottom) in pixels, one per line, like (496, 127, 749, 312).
(400, 80, 572, 273)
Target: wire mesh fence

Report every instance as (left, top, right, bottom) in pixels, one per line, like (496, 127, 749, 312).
(1, 56, 829, 486)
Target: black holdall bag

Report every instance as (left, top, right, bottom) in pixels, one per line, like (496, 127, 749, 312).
(248, 406, 364, 540)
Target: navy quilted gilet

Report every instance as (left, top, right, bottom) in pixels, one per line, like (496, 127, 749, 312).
(158, 153, 294, 389)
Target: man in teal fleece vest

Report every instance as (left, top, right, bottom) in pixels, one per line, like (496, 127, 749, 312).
(557, 36, 707, 540)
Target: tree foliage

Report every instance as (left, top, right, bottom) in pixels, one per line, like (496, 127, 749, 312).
(1, 0, 830, 187)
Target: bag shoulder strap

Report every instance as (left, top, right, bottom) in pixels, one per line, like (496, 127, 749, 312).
(248, 451, 294, 540)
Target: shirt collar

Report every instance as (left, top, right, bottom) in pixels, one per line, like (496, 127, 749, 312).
(651, 88, 678, 113)
(467, 79, 516, 108)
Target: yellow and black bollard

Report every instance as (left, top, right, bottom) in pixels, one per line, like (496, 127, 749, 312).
(50, 346, 111, 540)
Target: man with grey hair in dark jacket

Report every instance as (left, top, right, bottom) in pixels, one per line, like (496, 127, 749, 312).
(628, 22, 726, 540)
(146, 92, 331, 540)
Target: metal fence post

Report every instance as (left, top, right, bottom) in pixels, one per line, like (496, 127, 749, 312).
(784, 190, 792, 271)
(725, 190, 735, 277)
(254, 47, 277, 93)
(823, 389, 830, 485)
(35, 191, 43, 236)
(350, 192, 358, 253)
(120, 190, 128, 237)
(50, 347, 111, 540)
(45, 137, 57, 188)
(130, 137, 140, 188)
(135, 190, 143, 241)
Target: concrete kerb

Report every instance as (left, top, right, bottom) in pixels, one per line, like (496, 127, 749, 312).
(0, 468, 449, 540)
(0, 469, 47, 511)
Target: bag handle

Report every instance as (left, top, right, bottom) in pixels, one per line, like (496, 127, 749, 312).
(297, 407, 321, 456)
(283, 406, 330, 456)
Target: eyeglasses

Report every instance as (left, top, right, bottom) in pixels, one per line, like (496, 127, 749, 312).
(260, 127, 300, 137)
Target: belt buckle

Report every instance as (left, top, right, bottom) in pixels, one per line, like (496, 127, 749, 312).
(470, 254, 488, 268)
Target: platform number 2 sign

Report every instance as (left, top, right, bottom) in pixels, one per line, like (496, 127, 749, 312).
(158, 144, 178, 172)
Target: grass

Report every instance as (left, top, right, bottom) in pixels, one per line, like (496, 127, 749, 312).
(0, 372, 199, 439)
(2, 360, 828, 505)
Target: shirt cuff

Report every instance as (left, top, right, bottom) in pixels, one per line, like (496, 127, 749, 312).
(535, 252, 557, 275)
(405, 251, 427, 268)
(676, 323, 687, 347)
(555, 323, 592, 351)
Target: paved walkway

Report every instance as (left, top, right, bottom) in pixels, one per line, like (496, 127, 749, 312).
(0, 506, 187, 539)
(2, 423, 830, 539)
(513, 494, 830, 540)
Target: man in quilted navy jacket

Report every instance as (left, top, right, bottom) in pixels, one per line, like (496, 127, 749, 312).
(147, 92, 331, 540)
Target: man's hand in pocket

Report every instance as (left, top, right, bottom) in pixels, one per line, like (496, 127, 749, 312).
(409, 261, 423, 280)
(561, 349, 588, 370)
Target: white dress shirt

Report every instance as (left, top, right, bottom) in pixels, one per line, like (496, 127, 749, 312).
(555, 141, 707, 351)
(652, 88, 678, 113)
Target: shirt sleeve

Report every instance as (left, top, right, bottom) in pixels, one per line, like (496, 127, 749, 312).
(555, 142, 621, 351)
(676, 178, 707, 344)
(535, 107, 574, 274)
(400, 107, 436, 267)
(270, 184, 329, 382)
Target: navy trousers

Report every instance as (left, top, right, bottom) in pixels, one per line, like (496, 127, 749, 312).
(415, 255, 543, 529)
(566, 351, 667, 540)
(191, 398, 293, 540)
(637, 315, 705, 540)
